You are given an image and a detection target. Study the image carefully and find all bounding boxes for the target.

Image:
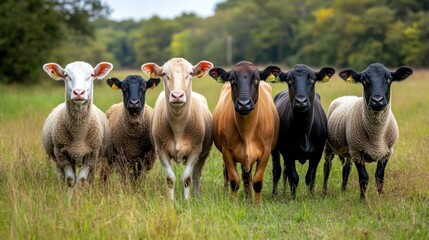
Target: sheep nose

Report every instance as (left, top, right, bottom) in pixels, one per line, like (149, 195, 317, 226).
(371, 96, 384, 104)
(73, 89, 86, 97)
(130, 99, 140, 107)
(171, 90, 184, 99)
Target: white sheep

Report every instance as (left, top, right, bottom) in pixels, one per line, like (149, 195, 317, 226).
(103, 75, 160, 180)
(323, 63, 413, 200)
(141, 58, 214, 201)
(42, 61, 113, 188)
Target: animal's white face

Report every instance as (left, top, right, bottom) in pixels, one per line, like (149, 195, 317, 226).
(141, 58, 213, 107)
(43, 61, 113, 105)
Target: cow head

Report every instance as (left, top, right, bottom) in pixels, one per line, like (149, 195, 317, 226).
(279, 64, 335, 113)
(141, 58, 213, 108)
(209, 61, 281, 115)
(43, 61, 113, 105)
(339, 63, 413, 111)
(106, 75, 160, 115)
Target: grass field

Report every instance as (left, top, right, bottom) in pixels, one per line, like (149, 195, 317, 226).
(0, 68, 428, 239)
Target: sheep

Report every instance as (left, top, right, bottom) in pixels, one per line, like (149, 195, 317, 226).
(42, 61, 113, 188)
(323, 63, 413, 200)
(103, 75, 160, 180)
(141, 58, 214, 201)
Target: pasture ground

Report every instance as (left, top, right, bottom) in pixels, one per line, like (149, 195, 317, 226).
(0, 69, 428, 239)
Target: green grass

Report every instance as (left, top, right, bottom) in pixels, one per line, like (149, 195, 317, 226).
(0, 69, 428, 239)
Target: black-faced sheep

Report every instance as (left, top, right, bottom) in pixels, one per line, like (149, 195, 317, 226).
(323, 63, 413, 200)
(104, 75, 160, 180)
(42, 61, 113, 188)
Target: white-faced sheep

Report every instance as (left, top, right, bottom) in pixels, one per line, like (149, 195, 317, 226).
(141, 58, 214, 201)
(323, 63, 413, 200)
(42, 61, 113, 188)
(103, 75, 160, 180)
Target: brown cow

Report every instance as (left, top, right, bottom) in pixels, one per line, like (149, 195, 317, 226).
(209, 61, 280, 204)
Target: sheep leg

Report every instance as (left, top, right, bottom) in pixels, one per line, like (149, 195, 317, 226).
(159, 152, 175, 201)
(285, 158, 299, 198)
(375, 159, 388, 194)
(341, 157, 351, 191)
(182, 152, 199, 200)
(323, 146, 334, 195)
(354, 161, 369, 201)
(192, 151, 209, 197)
(64, 164, 76, 188)
(271, 149, 281, 196)
(76, 165, 91, 187)
(242, 166, 252, 201)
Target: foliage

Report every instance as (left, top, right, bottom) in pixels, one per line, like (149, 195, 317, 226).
(2, 0, 429, 84)
(0, 0, 110, 84)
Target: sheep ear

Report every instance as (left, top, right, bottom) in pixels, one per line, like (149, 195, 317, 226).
(391, 67, 413, 82)
(94, 62, 113, 80)
(147, 78, 161, 89)
(339, 69, 360, 83)
(141, 63, 162, 78)
(106, 77, 122, 90)
(209, 68, 228, 84)
(193, 61, 213, 78)
(316, 67, 336, 83)
(260, 66, 282, 83)
(43, 63, 65, 80)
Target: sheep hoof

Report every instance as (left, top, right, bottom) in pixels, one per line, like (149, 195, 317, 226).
(66, 176, 76, 188)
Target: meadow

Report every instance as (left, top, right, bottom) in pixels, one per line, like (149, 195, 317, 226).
(0, 68, 428, 239)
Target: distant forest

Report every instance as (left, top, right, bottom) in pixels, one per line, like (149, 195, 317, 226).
(1, 0, 429, 83)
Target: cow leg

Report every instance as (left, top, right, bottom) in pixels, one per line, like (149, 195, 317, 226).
(323, 146, 334, 195)
(306, 151, 322, 194)
(223, 162, 229, 191)
(159, 152, 175, 201)
(242, 166, 252, 201)
(271, 149, 281, 196)
(341, 157, 351, 191)
(354, 161, 369, 201)
(375, 159, 388, 194)
(223, 151, 240, 201)
(253, 153, 270, 204)
(285, 157, 299, 198)
(282, 153, 288, 195)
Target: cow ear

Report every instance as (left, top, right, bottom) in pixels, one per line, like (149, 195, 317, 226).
(141, 63, 163, 78)
(391, 67, 413, 82)
(94, 62, 113, 80)
(260, 66, 282, 83)
(339, 69, 361, 83)
(193, 60, 213, 78)
(106, 77, 122, 90)
(43, 63, 65, 80)
(316, 66, 336, 83)
(146, 78, 161, 89)
(209, 68, 228, 84)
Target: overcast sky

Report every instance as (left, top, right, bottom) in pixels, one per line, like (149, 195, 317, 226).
(104, 0, 225, 20)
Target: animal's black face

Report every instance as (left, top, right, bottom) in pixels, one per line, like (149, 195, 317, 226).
(339, 63, 413, 112)
(360, 67, 392, 111)
(228, 63, 262, 115)
(284, 65, 317, 113)
(280, 65, 335, 113)
(121, 76, 147, 114)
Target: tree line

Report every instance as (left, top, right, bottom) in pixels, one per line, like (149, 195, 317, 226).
(1, 0, 428, 84)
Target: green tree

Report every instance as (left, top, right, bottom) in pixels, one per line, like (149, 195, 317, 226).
(0, 0, 110, 84)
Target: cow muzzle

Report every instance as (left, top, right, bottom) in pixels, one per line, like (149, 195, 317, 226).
(235, 99, 254, 115)
(293, 96, 310, 112)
